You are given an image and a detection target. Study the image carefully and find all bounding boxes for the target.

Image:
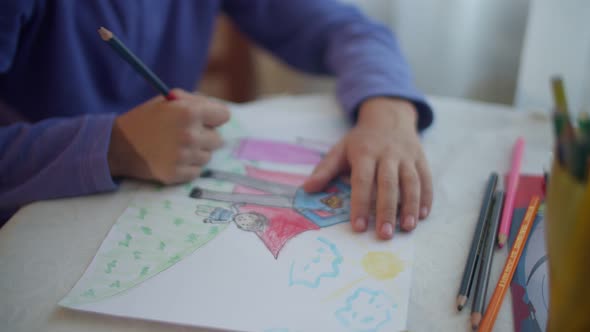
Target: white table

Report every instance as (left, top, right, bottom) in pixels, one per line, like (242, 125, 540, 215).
(0, 94, 552, 332)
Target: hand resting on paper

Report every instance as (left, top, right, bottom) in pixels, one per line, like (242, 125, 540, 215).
(303, 97, 433, 240)
(107, 89, 230, 184)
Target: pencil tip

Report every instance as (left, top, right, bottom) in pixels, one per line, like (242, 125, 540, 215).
(456, 295, 467, 311)
(497, 234, 507, 247)
(97, 26, 113, 41)
(471, 313, 482, 331)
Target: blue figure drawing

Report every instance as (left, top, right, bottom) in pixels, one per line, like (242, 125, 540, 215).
(289, 237, 343, 288)
(335, 288, 396, 332)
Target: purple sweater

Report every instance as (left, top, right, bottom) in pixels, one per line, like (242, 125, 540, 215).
(0, 0, 432, 224)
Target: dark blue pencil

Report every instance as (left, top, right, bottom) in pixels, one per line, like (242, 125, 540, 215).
(471, 190, 504, 330)
(457, 173, 498, 311)
(98, 27, 177, 100)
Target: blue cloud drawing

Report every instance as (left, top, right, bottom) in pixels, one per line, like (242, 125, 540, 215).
(289, 237, 343, 288)
(335, 288, 396, 332)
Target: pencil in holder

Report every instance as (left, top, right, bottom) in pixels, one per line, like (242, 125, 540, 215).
(545, 161, 590, 331)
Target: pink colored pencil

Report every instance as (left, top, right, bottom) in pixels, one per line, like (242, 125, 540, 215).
(497, 137, 525, 247)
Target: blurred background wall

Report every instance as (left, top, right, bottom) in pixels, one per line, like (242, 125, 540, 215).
(200, 0, 590, 116)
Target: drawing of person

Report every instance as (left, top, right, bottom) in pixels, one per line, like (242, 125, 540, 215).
(195, 205, 234, 224)
(195, 204, 269, 232)
(234, 203, 319, 258)
(195, 204, 270, 232)
(194, 201, 318, 258)
(190, 168, 351, 228)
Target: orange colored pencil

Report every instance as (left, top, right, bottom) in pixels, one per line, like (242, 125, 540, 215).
(477, 196, 541, 332)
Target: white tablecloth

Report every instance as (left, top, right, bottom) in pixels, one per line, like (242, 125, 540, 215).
(0, 94, 552, 332)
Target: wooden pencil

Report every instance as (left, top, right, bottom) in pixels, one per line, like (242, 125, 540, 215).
(497, 137, 524, 247)
(457, 173, 498, 311)
(471, 191, 504, 330)
(551, 76, 575, 142)
(477, 196, 541, 332)
(97, 27, 177, 100)
(550, 76, 585, 179)
(551, 76, 569, 114)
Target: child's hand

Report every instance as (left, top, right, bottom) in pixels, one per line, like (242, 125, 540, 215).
(303, 97, 433, 240)
(108, 89, 230, 184)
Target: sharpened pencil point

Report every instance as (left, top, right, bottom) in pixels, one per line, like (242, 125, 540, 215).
(97, 25, 173, 98)
(456, 295, 467, 311)
(98, 27, 113, 41)
(498, 234, 507, 248)
(471, 313, 482, 331)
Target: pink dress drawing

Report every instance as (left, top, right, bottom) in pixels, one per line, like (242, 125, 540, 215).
(237, 204, 319, 258)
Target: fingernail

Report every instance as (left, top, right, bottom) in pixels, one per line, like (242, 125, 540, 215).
(404, 215, 416, 230)
(420, 207, 429, 218)
(354, 217, 367, 231)
(381, 223, 393, 238)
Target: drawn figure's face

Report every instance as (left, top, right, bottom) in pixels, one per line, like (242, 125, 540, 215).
(234, 213, 266, 232)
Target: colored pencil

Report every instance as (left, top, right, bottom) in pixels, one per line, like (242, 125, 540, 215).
(578, 111, 590, 136)
(471, 191, 504, 330)
(478, 196, 541, 332)
(551, 76, 569, 114)
(550, 76, 575, 146)
(550, 76, 586, 180)
(457, 173, 498, 311)
(97, 27, 177, 100)
(497, 137, 525, 247)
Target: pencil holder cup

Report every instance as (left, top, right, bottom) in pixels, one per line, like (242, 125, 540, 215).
(545, 162, 590, 331)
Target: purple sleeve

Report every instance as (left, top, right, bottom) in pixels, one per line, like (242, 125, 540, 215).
(0, 114, 118, 210)
(0, 0, 117, 218)
(222, 0, 433, 130)
(0, 0, 35, 72)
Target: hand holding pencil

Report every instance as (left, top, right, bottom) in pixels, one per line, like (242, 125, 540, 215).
(98, 27, 231, 184)
(108, 91, 230, 184)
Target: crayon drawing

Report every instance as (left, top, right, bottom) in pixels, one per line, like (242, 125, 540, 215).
(289, 237, 343, 288)
(335, 288, 398, 332)
(190, 139, 351, 258)
(60, 135, 414, 332)
(323, 251, 405, 312)
(60, 196, 228, 306)
(196, 202, 320, 258)
(326, 251, 405, 301)
(233, 137, 324, 165)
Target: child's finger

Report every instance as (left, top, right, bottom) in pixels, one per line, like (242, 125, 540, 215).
(303, 142, 346, 193)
